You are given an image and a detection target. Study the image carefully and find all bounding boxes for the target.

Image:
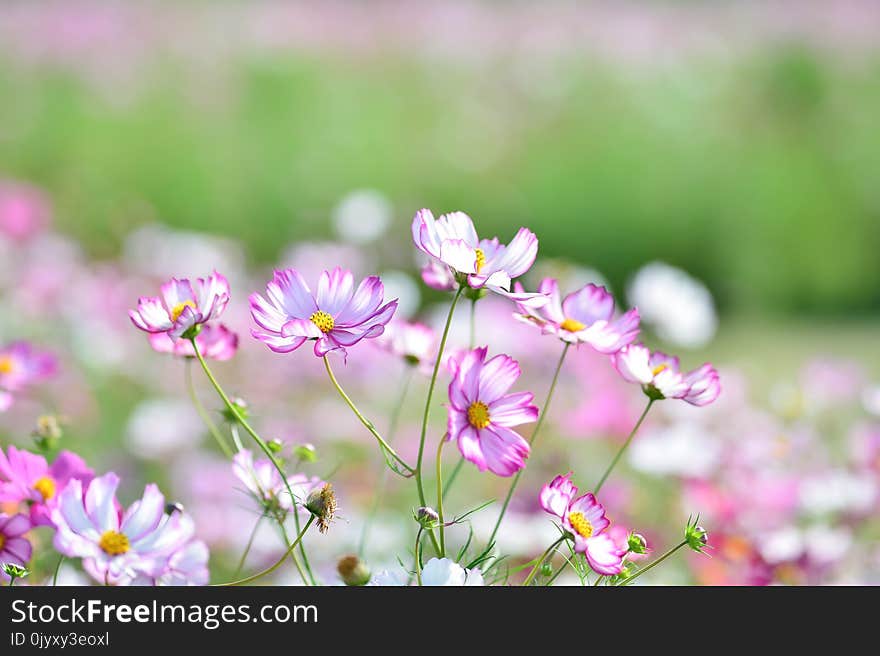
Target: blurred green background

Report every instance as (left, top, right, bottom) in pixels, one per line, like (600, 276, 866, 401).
(1, 1, 879, 317)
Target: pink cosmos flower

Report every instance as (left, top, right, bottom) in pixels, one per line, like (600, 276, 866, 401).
(0, 342, 58, 402)
(0, 446, 93, 526)
(0, 180, 51, 241)
(411, 209, 546, 307)
(232, 449, 324, 514)
(148, 323, 238, 361)
(446, 347, 538, 476)
(250, 267, 397, 358)
(129, 271, 230, 340)
(0, 513, 32, 580)
(612, 344, 721, 406)
(52, 473, 195, 586)
(539, 473, 627, 575)
(513, 279, 640, 353)
(376, 320, 436, 371)
(132, 538, 210, 586)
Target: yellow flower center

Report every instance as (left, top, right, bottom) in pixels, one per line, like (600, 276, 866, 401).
(568, 511, 594, 539)
(0, 356, 15, 375)
(0, 534, 4, 550)
(474, 248, 486, 274)
(467, 401, 491, 429)
(309, 310, 335, 334)
(651, 363, 668, 377)
(33, 476, 56, 501)
(99, 530, 130, 556)
(170, 300, 197, 322)
(560, 318, 586, 333)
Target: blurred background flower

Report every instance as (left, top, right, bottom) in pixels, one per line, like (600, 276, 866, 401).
(1, 0, 879, 585)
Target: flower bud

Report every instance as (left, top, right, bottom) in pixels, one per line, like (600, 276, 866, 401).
(32, 414, 63, 452)
(540, 562, 554, 578)
(685, 516, 710, 554)
(267, 438, 284, 454)
(293, 443, 317, 463)
(337, 555, 371, 586)
(627, 532, 648, 555)
(221, 397, 249, 423)
(414, 506, 440, 530)
(2, 563, 29, 581)
(305, 483, 337, 533)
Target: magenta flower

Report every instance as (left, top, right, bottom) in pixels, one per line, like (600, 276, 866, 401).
(411, 209, 547, 307)
(0, 342, 58, 405)
(129, 271, 230, 340)
(250, 267, 397, 358)
(446, 347, 538, 477)
(0, 446, 93, 527)
(0, 513, 32, 580)
(148, 323, 238, 361)
(539, 475, 626, 575)
(232, 449, 324, 515)
(613, 344, 721, 406)
(52, 473, 195, 586)
(0, 180, 51, 241)
(514, 279, 640, 352)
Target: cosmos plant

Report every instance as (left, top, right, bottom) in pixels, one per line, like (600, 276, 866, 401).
(0, 206, 721, 587)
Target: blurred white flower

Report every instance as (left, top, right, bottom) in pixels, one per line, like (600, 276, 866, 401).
(862, 385, 880, 416)
(627, 261, 717, 348)
(123, 224, 245, 281)
(377, 270, 420, 319)
(804, 525, 852, 564)
(125, 398, 203, 459)
(332, 189, 392, 244)
(799, 471, 877, 516)
(629, 422, 721, 478)
(759, 527, 804, 565)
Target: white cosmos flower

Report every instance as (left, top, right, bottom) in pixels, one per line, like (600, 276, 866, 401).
(332, 189, 393, 244)
(421, 558, 484, 586)
(627, 262, 717, 348)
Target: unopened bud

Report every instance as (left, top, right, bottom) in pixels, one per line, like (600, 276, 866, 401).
(267, 438, 284, 454)
(685, 517, 710, 554)
(293, 443, 317, 463)
(221, 397, 249, 423)
(2, 563, 29, 581)
(32, 415, 63, 452)
(627, 532, 648, 555)
(414, 506, 440, 530)
(337, 555, 371, 586)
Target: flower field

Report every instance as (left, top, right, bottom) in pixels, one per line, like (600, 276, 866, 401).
(1, 1, 879, 587)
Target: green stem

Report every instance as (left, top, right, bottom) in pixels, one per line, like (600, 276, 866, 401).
(593, 575, 604, 586)
(594, 399, 654, 494)
(415, 285, 464, 555)
(52, 556, 64, 586)
(323, 355, 414, 474)
(8, 576, 16, 587)
(359, 369, 413, 556)
(617, 540, 688, 586)
(184, 358, 233, 457)
(443, 457, 465, 497)
(189, 337, 314, 585)
(217, 516, 315, 586)
(415, 527, 425, 586)
(435, 437, 447, 556)
(235, 514, 265, 577)
(488, 342, 571, 547)
(522, 536, 566, 586)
